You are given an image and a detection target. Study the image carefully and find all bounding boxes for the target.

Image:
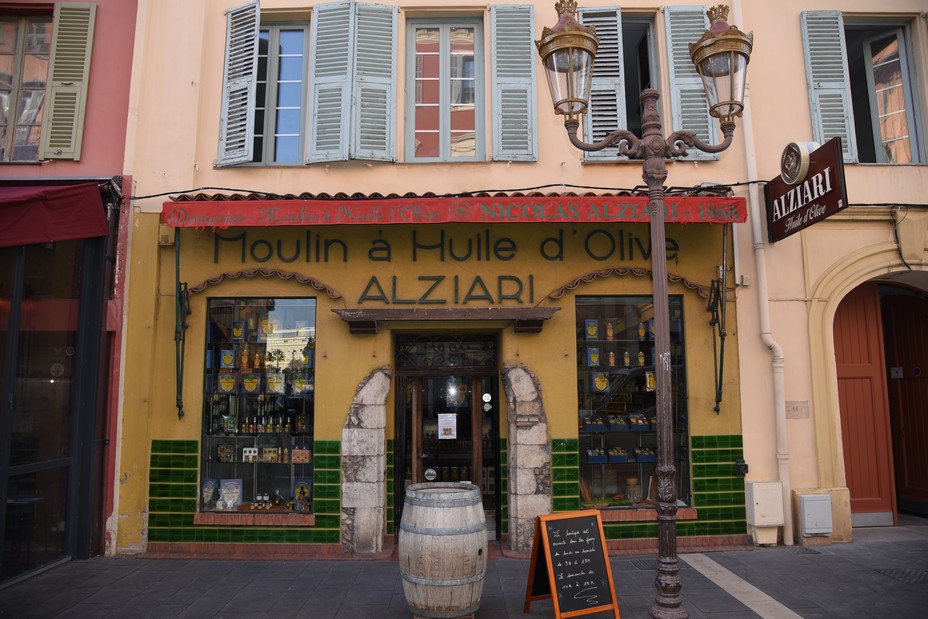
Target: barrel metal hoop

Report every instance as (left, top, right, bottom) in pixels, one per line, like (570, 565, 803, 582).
(403, 496, 481, 509)
(401, 571, 486, 587)
(406, 603, 482, 619)
(400, 522, 487, 536)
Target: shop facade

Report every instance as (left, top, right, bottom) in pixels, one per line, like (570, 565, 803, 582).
(0, 0, 137, 583)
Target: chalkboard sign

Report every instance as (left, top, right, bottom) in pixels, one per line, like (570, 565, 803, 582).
(523, 510, 620, 618)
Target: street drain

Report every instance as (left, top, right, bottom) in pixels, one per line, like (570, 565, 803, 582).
(876, 568, 928, 585)
(789, 547, 821, 555)
(632, 559, 656, 570)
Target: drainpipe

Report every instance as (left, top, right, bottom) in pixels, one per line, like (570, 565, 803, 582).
(733, 0, 794, 546)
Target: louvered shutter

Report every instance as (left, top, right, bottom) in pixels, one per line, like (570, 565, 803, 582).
(801, 11, 857, 162)
(491, 5, 536, 161)
(665, 6, 717, 161)
(351, 2, 396, 161)
(309, 1, 353, 162)
(578, 7, 624, 161)
(216, 1, 259, 167)
(40, 2, 95, 161)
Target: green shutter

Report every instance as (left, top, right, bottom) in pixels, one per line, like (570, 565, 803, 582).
(40, 2, 95, 161)
(351, 2, 396, 161)
(216, 1, 259, 167)
(801, 11, 857, 162)
(578, 7, 624, 161)
(491, 4, 536, 161)
(665, 6, 717, 161)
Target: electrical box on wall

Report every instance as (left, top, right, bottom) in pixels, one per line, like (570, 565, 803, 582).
(746, 482, 785, 526)
(800, 494, 832, 536)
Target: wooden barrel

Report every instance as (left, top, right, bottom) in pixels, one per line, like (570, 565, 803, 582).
(399, 482, 487, 619)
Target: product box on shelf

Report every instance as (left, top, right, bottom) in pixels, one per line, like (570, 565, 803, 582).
(583, 418, 607, 433)
(292, 446, 312, 464)
(606, 415, 629, 431)
(608, 447, 629, 463)
(586, 448, 607, 464)
(634, 447, 657, 462)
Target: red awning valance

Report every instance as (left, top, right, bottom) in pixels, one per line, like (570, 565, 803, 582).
(161, 195, 746, 228)
(0, 183, 109, 248)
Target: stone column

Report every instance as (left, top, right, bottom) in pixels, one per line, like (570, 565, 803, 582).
(503, 364, 551, 552)
(341, 366, 391, 553)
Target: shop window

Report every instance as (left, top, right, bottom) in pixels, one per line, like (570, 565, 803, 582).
(251, 24, 309, 164)
(578, 6, 717, 162)
(201, 297, 315, 513)
(801, 11, 924, 163)
(406, 19, 484, 161)
(0, 4, 94, 162)
(576, 296, 689, 508)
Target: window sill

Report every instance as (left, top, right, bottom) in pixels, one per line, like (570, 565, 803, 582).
(598, 506, 697, 522)
(194, 511, 315, 527)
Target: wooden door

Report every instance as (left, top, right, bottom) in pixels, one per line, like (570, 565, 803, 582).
(834, 283, 896, 521)
(880, 290, 928, 516)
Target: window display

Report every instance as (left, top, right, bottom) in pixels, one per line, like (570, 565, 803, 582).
(576, 296, 689, 508)
(201, 297, 315, 512)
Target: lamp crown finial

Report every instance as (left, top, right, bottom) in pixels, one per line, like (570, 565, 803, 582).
(555, 0, 579, 17)
(707, 5, 730, 26)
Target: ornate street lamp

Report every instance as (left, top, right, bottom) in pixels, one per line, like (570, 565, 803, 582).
(537, 3, 752, 618)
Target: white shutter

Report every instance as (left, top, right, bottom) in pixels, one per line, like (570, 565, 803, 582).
(491, 5, 536, 161)
(801, 11, 857, 162)
(579, 7, 624, 161)
(352, 2, 396, 161)
(216, 1, 259, 167)
(665, 6, 717, 161)
(309, 1, 353, 163)
(41, 2, 95, 160)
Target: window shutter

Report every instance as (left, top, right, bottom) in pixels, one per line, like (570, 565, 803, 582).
(801, 11, 857, 162)
(578, 7, 624, 161)
(665, 6, 717, 161)
(216, 1, 259, 167)
(490, 5, 536, 162)
(40, 2, 95, 161)
(309, 1, 353, 163)
(351, 2, 396, 161)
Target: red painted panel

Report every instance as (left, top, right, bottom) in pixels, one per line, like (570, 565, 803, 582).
(834, 283, 896, 516)
(881, 293, 928, 512)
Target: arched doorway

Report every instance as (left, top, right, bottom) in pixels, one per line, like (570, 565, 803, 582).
(834, 279, 928, 525)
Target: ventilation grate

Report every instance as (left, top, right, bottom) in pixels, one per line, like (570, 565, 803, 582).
(632, 559, 657, 571)
(789, 547, 822, 555)
(876, 569, 928, 585)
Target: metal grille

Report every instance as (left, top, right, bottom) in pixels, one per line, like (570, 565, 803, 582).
(395, 334, 497, 370)
(876, 569, 928, 585)
(632, 559, 657, 571)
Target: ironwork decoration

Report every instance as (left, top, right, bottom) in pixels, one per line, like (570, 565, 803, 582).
(395, 334, 498, 370)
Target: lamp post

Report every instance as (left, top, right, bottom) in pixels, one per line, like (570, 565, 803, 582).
(537, 3, 752, 618)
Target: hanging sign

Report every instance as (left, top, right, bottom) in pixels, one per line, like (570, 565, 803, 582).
(524, 510, 620, 618)
(764, 137, 848, 242)
(161, 195, 746, 228)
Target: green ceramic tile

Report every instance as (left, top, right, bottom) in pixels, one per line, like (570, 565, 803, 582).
(148, 498, 197, 513)
(386, 492, 394, 507)
(314, 469, 341, 484)
(693, 491, 745, 508)
(552, 452, 580, 467)
(696, 506, 747, 521)
(500, 438, 508, 449)
(386, 506, 394, 521)
(387, 479, 395, 493)
(149, 483, 197, 499)
(551, 438, 572, 453)
(314, 514, 340, 529)
(387, 522, 394, 535)
(552, 467, 579, 482)
(314, 484, 341, 499)
(314, 455, 341, 470)
(693, 478, 745, 493)
(150, 454, 198, 469)
(691, 448, 744, 463)
(692, 463, 741, 479)
(314, 441, 341, 455)
(149, 468, 198, 484)
(692, 435, 742, 449)
(312, 499, 340, 514)
(386, 452, 394, 466)
(151, 440, 199, 455)
(552, 481, 579, 498)
(553, 497, 580, 512)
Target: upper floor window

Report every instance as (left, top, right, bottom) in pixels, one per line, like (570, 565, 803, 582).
(801, 11, 924, 164)
(0, 4, 94, 163)
(578, 6, 717, 162)
(406, 19, 484, 162)
(252, 24, 309, 164)
(0, 15, 52, 161)
(217, 1, 537, 167)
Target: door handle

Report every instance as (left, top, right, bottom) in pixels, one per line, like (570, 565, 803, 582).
(419, 453, 433, 459)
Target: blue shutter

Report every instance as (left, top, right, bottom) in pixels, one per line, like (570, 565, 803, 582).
(578, 7, 624, 161)
(801, 11, 857, 162)
(351, 2, 396, 161)
(216, 1, 259, 167)
(309, 1, 353, 163)
(665, 6, 717, 161)
(490, 5, 536, 161)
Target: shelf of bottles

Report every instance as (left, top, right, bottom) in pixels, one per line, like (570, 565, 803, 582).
(200, 297, 316, 513)
(576, 296, 690, 508)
